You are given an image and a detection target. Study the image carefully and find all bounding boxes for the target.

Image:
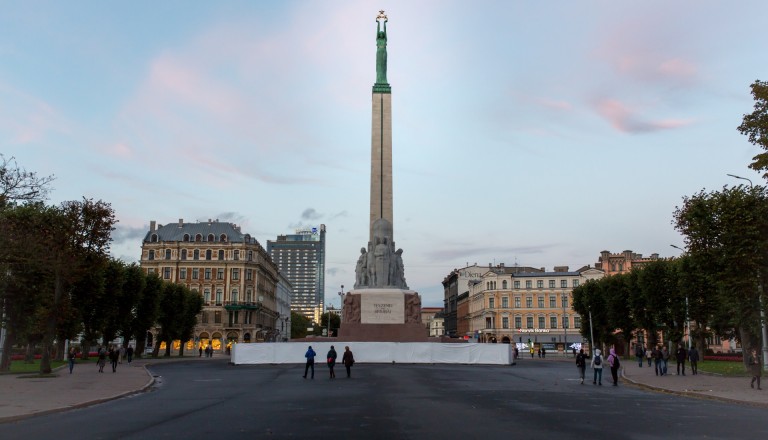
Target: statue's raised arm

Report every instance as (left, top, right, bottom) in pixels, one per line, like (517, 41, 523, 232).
(375, 11, 388, 85)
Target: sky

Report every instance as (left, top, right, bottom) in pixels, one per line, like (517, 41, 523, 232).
(2, 1, 767, 308)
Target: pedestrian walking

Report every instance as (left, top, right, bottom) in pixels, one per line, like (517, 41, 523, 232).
(749, 348, 762, 390)
(199, 346, 203, 357)
(646, 345, 653, 367)
(635, 345, 644, 367)
(327, 345, 338, 379)
(675, 343, 687, 376)
(590, 348, 603, 385)
(342, 346, 355, 378)
(97, 346, 107, 373)
(661, 346, 670, 376)
(541, 347, 546, 358)
(652, 346, 662, 376)
(303, 345, 316, 379)
(530, 347, 534, 359)
(537, 348, 541, 358)
(688, 346, 699, 375)
(109, 346, 119, 373)
(119, 345, 126, 364)
(607, 348, 621, 386)
(576, 348, 587, 384)
(126, 345, 134, 363)
(67, 347, 77, 374)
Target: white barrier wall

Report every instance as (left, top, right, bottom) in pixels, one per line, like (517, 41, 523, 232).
(232, 342, 512, 365)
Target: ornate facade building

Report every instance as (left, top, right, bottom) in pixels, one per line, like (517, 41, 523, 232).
(140, 219, 282, 353)
(596, 250, 661, 275)
(466, 265, 604, 349)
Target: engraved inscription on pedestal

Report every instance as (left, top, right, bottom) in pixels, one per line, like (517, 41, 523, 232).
(361, 291, 405, 324)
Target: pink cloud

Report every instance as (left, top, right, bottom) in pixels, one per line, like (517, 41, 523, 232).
(595, 99, 693, 133)
(0, 82, 70, 144)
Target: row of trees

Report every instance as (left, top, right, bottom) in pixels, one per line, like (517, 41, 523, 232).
(573, 80, 768, 366)
(0, 155, 202, 374)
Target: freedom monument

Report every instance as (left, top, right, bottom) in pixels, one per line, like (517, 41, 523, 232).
(337, 10, 426, 342)
(232, 12, 511, 364)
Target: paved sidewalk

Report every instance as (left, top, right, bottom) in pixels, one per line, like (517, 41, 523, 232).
(0, 355, 219, 423)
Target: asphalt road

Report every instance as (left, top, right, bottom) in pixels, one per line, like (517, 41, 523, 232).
(1, 359, 765, 439)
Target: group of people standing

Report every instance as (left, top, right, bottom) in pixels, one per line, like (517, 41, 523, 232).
(576, 348, 622, 386)
(66, 344, 134, 374)
(199, 345, 214, 357)
(641, 343, 699, 376)
(303, 345, 355, 379)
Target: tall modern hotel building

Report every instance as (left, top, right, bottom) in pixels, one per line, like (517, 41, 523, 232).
(267, 225, 326, 322)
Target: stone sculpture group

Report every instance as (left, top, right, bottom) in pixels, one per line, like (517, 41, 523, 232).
(354, 218, 408, 290)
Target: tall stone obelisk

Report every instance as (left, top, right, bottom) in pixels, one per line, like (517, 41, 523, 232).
(337, 11, 425, 342)
(369, 10, 393, 242)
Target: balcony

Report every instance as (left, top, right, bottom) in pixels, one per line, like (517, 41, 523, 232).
(224, 301, 262, 311)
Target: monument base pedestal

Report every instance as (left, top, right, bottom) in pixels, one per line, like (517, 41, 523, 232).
(337, 289, 427, 342)
(337, 323, 428, 342)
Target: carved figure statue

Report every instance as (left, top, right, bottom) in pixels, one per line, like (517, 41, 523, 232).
(342, 293, 354, 323)
(374, 236, 391, 287)
(405, 293, 422, 323)
(395, 248, 406, 287)
(375, 14, 388, 84)
(350, 295, 361, 323)
(354, 247, 367, 288)
(366, 241, 375, 287)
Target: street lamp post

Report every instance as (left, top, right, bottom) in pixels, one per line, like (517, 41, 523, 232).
(563, 293, 567, 357)
(728, 173, 768, 371)
(670, 244, 692, 350)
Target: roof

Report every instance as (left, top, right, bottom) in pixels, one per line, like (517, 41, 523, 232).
(143, 221, 256, 244)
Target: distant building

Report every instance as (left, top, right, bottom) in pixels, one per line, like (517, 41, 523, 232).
(275, 273, 293, 341)
(267, 225, 326, 322)
(140, 219, 281, 353)
(467, 265, 604, 347)
(596, 250, 661, 275)
(420, 307, 444, 337)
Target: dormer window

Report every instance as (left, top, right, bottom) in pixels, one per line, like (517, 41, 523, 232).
(150, 234, 158, 243)
(183, 234, 190, 242)
(195, 234, 202, 242)
(207, 234, 215, 242)
(220, 234, 227, 242)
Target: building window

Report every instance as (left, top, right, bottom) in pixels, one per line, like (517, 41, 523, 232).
(538, 297, 544, 308)
(220, 234, 227, 242)
(201, 312, 208, 324)
(218, 250, 224, 260)
(618, 263, 624, 272)
(549, 280, 555, 288)
(204, 289, 210, 304)
(217, 268, 224, 280)
(514, 297, 520, 308)
(502, 280, 508, 289)
(562, 296, 568, 308)
(550, 296, 556, 308)
(246, 290, 252, 303)
(248, 251, 253, 261)
(180, 268, 187, 280)
(193, 250, 200, 260)
(208, 234, 215, 242)
(214, 311, 222, 324)
(195, 234, 202, 242)
(246, 269, 252, 281)
(574, 316, 581, 329)
(502, 317, 509, 329)
(181, 249, 187, 260)
(573, 279, 579, 287)
(502, 297, 508, 308)
(148, 250, 155, 260)
(232, 289, 239, 303)
(537, 280, 543, 289)
(232, 268, 239, 280)
(525, 280, 532, 289)
(514, 280, 520, 289)
(538, 316, 545, 329)
(165, 249, 171, 260)
(163, 267, 171, 279)
(562, 316, 569, 329)
(204, 268, 211, 280)
(234, 250, 240, 260)
(526, 297, 532, 308)
(150, 234, 158, 243)
(515, 317, 521, 328)
(489, 298, 495, 309)
(192, 268, 199, 280)
(561, 280, 567, 288)
(183, 234, 190, 242)
(550, 316, 557, 328)
(216, 289, 223, 305)
(205, 250, 212, 260)
(526, 317, 533, 329)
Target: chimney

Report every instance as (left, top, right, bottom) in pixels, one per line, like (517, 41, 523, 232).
(150, 220, 156, 232)
(178, 218, 183, 228)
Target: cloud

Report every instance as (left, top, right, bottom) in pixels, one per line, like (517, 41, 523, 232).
(301, 208, 322, 220)
(594, 99, 693, 133)
(423, 244, 552, 262)
(0, 81, 70, 145)
(112, 224, 147, 246)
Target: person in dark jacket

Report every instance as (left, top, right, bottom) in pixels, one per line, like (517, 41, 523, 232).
(97, 346, 107, 373)
(675, 343, 687, 376)
(109, 346, 119, 373)
(576, 349, 587, 384)
(67, 347, 77, 374)
(342, 346, 355, 378)
(688, 346, 699, 375)
(749, 348, 762, 390)
(303, 346, 316, 379)
(327, 345, 338, 379)
(607, 348, 621, 386)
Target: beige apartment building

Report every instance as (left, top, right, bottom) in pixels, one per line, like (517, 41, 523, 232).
(140, 219, 282, 353)
(467, 266, 604, 351)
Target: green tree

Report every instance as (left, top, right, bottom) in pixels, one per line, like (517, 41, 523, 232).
(134, 273, 162, 358)
(290, 312, 310, 339)
(319, 311, 341, 337)
(177, 287, 203, 356)
(119, 263, 146, 349)
(738, 80, 768, 179)
(71, 256, 107, 360)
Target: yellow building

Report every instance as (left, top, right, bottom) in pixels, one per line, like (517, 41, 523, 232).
(468, 266, 604, 351)
(140, 219, 281, 353)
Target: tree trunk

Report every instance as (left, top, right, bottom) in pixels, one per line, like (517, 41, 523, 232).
(164, 338, 172, 357)
(0, 330, 15, 371)
(25, 343, 35, 364)
(40, 269, 63, 374)
(178, 342, 185, 357)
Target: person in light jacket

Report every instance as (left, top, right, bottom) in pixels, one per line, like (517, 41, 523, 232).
(590, 348, 603, 386)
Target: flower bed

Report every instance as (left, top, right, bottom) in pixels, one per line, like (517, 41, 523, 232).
(703, 355, 742, 361)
